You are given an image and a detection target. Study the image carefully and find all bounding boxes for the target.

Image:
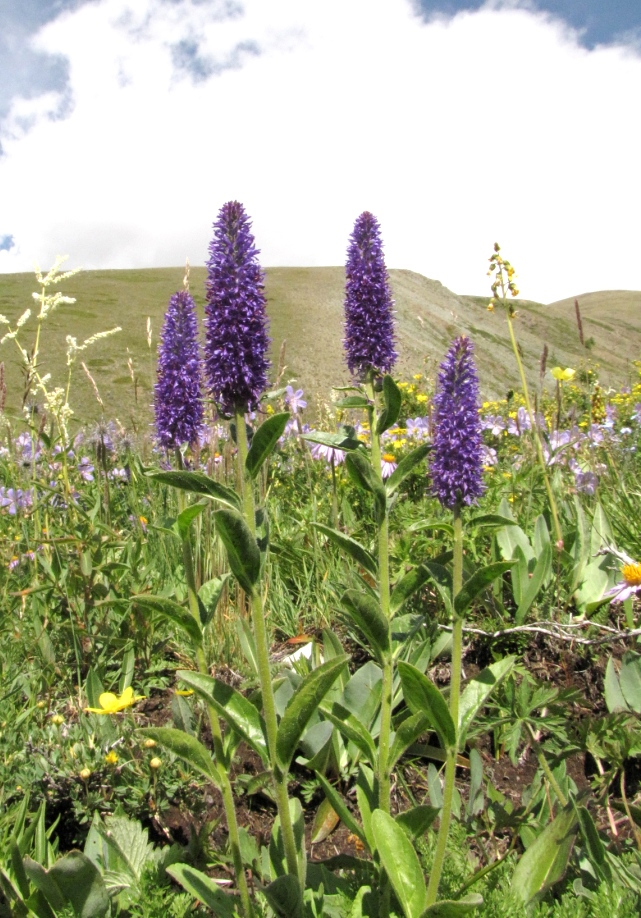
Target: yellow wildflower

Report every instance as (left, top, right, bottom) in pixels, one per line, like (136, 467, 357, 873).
(105, 751, 119, 765)
(551, 367, 575, 382)
(79, 767, 91, 780)
(150, 757, 162, 769)
(85, 686, 145, 715)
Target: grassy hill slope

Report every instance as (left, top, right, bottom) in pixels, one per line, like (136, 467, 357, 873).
(0, 266, 639, 430)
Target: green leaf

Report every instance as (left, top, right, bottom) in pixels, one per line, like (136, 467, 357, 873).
(469, 514, 518, 529)
(372, 810, 427, 918)
(389, 712, 432, 768)
(215, 509, 260, 596)
(262, 875, 302, 918)
(22, 860, 67, 912)
(301, 430, 362, 451)
(276, 656, 348, 771)
(619, 652, 641, 713)
(377, 376, 402, 435)
(421, 561, 454, 616)
(515, 544, 551, 625)
(131, 595, 202, 647)
(575, 805, 612, 883)
(315, 773, 367, 848)
(319, 702, 377, 765)
(408, 519, 454, 536)
(604, 656, 629, 713)
(511, 804, 578, 907)
(345, 452, 387, 519)
(395, 805, 439, 841)
(385, 444, 431, 496)
(173, 501, 207, 541)
(458, 657, 515, 746)
(420, 893, 484, 916)
(236, 618, 259, 676)
(139, 728, 219, 786)
(398, 662, 456, 751)
(198, 575, 230, 627)
(335, 395, 371, 409)
(166, 865, 236, 918)
(245, 412, 290, 479)
(312, 523, 377, 576)
(342, 661, 383, 730)
(390, 565, 433, 616)
(340, 590, 390, 663)
(454, 562, 513, 617)
(171, 693, 194, 735)
(147, 470, 240, 511)
(176, 670, 269, 766)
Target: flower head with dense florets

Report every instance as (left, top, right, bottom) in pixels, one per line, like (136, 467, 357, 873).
(430, 336, 485, 509)
(154, 290, 204, 449)
(204, 202, 270, 416)
(343, 212, 397, 379)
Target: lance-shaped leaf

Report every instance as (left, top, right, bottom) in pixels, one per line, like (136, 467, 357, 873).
(301, 429, 361, 451)
(167, 865, 236, 918)
(176, 669, 269, 767)
(131, 595, 202, 648)
(390, 565, 433, 616)
(215, 509, 260, 596)
(389, 712, 432, 769)
(275, 656, 348, 771)
(262, 875, 303, 918)
(398, 662, 456, 751)
(335, 395, 372, 409)
(173, 501, 207, 541)
(377, 375, 402, 435)
(458, 656, 515, 746)
(396, 805, 440, 841)
(341, 590, 390, 663)
(511, 804, 578, 908)
(198, 574, 230, 627)
(147, 469, 240, 511)
(420, 893, 484, 916)
(245, 412, 290, 479)
(385, 443, 431, 496)
(372, 810, 427, 918)
(24, 852, 110, 918)
(515, 543, 552, 625)
(454, 562, 513, 617)
(345, 452, 387, 519)
(315, 773, 367, 848)
(139, 727, 220, 786)
(312, 523, 377, 577)
(319, 701, 377, 765)
(468, 513, 519, 530)
(421, 561, 454, 616)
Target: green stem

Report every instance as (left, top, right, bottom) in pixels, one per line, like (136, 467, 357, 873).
(176, 451, 253, 918)
(426, 507, 463, 907)
(525, 722, 567, 807)
(235, 414, 302, 890)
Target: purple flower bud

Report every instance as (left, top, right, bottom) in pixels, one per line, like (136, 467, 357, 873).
(430, 336, 484, 509)
(204, 202, 270, 416)
(154, 289, 204, 449)
(343, 212, 397, 379)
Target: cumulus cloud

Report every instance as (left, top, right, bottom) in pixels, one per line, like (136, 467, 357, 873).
(0, 0, 640, 303)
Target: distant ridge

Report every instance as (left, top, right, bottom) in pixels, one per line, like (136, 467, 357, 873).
(0, 266, 639, 424)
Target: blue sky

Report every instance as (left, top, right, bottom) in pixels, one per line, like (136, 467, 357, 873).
(0, 0, 640, 301)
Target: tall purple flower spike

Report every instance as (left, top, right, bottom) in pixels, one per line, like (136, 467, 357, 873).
(204, 202, 270, 416)
(343, 212, 397, 379)
(154, 289, 204, 448)
(430, 336, 485, 509)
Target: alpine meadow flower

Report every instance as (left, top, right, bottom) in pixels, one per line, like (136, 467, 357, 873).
(154, 290, 204, 449)
(204, 202, 270, 416)
(343, 212, 397, 379)
(430, 336, 484, 509)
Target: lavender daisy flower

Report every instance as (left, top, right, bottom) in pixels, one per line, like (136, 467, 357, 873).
(205, 202, 270, 416)
(430, 336, 484, 509)
(154, 290, 204, 449)
(343, 212, 397, 379)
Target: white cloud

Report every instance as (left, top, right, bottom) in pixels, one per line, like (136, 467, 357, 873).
(0, 0, 640, 303)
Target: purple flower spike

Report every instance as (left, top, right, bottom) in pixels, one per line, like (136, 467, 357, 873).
(154, 289, 204, 449)
(205, 202, 270, 416)
(343, 212, 397, 379)
(430, 336, 485, 509)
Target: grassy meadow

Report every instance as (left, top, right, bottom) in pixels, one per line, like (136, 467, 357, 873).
(1, 265, 640, 427)
(1, 257, 641, 917)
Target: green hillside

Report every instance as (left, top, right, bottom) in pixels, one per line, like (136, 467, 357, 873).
(0, 266, 639, 430)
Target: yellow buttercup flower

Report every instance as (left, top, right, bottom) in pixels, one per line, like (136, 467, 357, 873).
(85, 686, 145, 714)
(551, 367, 575, 382)
(105, 751, 119, 765)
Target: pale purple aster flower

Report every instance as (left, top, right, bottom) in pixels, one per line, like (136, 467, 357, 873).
(309, 442, 346, 465)
(284, 386, 307, 414)
(77, 457, 94, 482)
(430, 337, 484, 509)
(481, 444, 498, 467)
(406, 417, 430, 440)
(381, 453, 398, 479)
(154, 289, 204, 449)
(632, 403, 641, 424)
(343, 212, 396, 378)
(507, 406, 531, 436)
(482, 415, 506, 436)
(205, 201, 270, 416)
(605, 560, 641, 603)
(604, 405, 616, 429)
